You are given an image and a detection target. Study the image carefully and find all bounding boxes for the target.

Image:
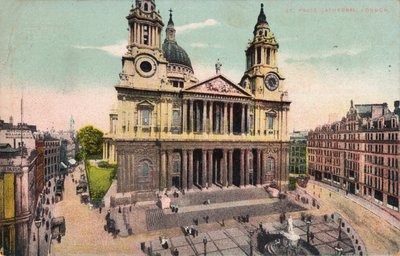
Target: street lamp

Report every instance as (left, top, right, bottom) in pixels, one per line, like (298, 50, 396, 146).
(249, 230, 254, 256)
(35, 218, 42, 256)
(306, 220, 311, 243)
(203, 236, 208, 256)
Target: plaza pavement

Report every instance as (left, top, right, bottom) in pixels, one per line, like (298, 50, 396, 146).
(146, 215, 355, 256)
(51, 165, 398, 255)
(306, 181, 400, 255)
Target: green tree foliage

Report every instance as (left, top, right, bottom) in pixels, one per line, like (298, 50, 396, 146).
(77, 125, 104, 158)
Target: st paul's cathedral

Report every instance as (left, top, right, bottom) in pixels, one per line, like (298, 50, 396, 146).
(103, 0, 291, 201)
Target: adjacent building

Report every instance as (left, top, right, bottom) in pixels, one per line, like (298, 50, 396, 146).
(289, 131, 308, 175)
(308, 100, 400, 215)
(103, 1, 291, 202)
(0, 146, 38, 256)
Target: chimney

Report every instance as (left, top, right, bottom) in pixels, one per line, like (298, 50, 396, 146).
(9, 116, 13, 125)
(395, 100, 400, 109)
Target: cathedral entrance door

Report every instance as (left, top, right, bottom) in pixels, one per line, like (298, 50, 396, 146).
(249, 173, 254, 186)
(172, 176, 180, 189)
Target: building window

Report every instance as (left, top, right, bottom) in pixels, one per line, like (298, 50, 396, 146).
(267, 115, 274, 130)
(266, 157, 275, 173)
(140, 162, 149, 177)
(173, 161, 180, 174)
(141, 109, 151, 126)
(172, 110, 180, 128)
(266, 48, 271, 65)
(143, 25, 149, 45)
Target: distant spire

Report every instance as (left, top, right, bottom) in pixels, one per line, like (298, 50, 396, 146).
(257, 3, 267, 25)
(351, 99, 354, 108)
(168, 8, 174, 26)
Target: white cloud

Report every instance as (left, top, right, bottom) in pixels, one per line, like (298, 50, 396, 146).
(190, 43, 222, 49)
(281, 47, 367, 63)
(176, 19, 218, 34)
(74, 41, 127, 57)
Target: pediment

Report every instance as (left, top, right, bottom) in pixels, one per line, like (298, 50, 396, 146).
(184, 75, 251, 97)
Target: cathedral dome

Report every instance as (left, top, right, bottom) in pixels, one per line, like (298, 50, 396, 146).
(162, 11, 193, 71)
(162, 41, 193, 69)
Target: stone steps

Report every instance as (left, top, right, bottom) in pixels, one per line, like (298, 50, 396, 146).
(170, 186, 269, 207)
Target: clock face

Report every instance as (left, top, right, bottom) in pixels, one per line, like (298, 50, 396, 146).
(264, 73, 279, 91)
(135, 56, 157, 78)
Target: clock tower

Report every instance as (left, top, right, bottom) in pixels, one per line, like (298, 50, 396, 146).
(241, 4, 285, 101)
(120, 0, 168, 89)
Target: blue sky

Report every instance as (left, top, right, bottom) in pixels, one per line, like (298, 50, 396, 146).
(0, 0, 399, 131)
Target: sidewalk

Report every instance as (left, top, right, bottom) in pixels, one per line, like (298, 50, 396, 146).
(309, 180, 400, 230)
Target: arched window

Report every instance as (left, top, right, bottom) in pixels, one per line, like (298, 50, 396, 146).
(144, 3, 148, 11)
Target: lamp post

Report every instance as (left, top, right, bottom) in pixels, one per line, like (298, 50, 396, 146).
(249, 230, 254, 256)
(306, 220, 311, 243)
(338, 217, 342, 241)
(203, 236, 208, 256)
(35, 218, 42, 256)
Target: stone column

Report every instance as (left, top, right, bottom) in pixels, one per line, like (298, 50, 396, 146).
(182, 100, 187, 133)
(167, 150, 173, 190)
(188, 150, 194, 190)
(247, 105, 251, 134)
(230, 103, 234, 134)
(209, 101, 213, 134)
(223, 102, 228, 134)
(241, 104, 245, 134)
(182, 150, 188, 190)
(203, 101, 207, 133)
(208, 150, 213, 188)
(261, 150, 266, 184)
(240, 149, 245, 187)
(189, 100, 194, 133)
(228, 150, 233, 186)
(202, 150, 207, 188)
(256, 149, 261, 185)
(223, 149, 228, 187)
(245, 149, 250, 186)
(161, 150, 167, 190)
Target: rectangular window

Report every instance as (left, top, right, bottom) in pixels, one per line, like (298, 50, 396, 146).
(266, 48, 271, 65)
(143, 25, 149, 45)
(173, 161, 180, 173)
(267, 116, 274, 130)
(257, 47, 261, 64)
(141, 109, 150, 126)
(172, 110, 180, 128)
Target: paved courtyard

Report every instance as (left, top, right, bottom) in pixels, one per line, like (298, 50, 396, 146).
(145, 216, 355, 256)
(51, 166, 399, 255)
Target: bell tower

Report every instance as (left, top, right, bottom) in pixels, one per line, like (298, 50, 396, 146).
(120, 0, 168, 89)
(241, 4, 285, 101)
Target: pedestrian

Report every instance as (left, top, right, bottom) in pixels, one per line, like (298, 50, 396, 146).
(99, 207, 102, 214)
(329, 192, 331, 198)
(118, 206, 122, 213)
(310, 232, 315, 243)
(222, 219, 225, 227)
(205, 215, 209, 223)
(45, 233, 48, 242)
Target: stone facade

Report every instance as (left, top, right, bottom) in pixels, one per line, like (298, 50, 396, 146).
(289, 131, 308, 175)
(103, 1, 291, 201)
(308, 100, 400, 214)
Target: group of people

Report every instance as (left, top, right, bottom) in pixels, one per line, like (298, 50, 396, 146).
(183, 226, 199, 237)
(237, 214, 250, 223)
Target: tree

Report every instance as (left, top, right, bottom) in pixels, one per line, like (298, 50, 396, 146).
(77, 125, 104, 158)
